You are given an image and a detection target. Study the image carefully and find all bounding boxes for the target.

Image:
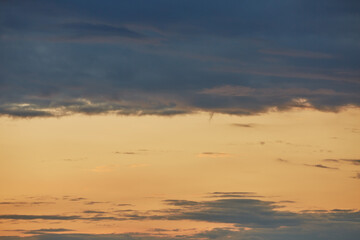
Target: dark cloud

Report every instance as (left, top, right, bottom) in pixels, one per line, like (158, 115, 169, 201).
(323, 159, 360, 165)
(339, 159, 360, 166)
(23, 228, 74, 235)
(68, 198, 87, 202)
(323, 159, 340, 163)
(0, 0, 359, 118)
(1, 194, 360, 239)
(0, 202, 54, 205)
(198, 152, 229, 156)
(158, 198, 302, 228)
(231, 123, 254, 128)
(277, 158, 290, 163)
(116, 204, 134, 207)
(352, 173, 360, 179)
(0, 214, 127, 222)
(84, 201, 107, 205)
(115, 152, 137, 155)
(304, 164, 339, 170)
(0, 214, 81, 221)
(83, 210, 106, 214)
(1, 225, 360, 240)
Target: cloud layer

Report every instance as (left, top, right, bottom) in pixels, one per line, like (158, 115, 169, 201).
(0, 0, 359, 117)
(1, 193, 360, 239)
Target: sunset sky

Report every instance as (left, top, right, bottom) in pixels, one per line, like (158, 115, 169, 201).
(0, 1, 360, 239)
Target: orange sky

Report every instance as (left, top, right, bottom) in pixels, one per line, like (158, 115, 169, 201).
(1, 107, 359, 237)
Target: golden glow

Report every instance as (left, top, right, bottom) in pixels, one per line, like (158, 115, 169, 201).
(1, 108, 360, 235)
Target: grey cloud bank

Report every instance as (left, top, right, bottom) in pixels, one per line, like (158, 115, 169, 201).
(0, 0, 359, 117)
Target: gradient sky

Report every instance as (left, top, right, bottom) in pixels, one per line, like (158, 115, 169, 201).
(0, 1, 360, 239)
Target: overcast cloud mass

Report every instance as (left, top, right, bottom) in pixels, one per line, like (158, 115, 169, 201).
(0, 0, 359, 117)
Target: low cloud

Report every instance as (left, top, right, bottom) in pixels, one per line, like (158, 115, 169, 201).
(1, 193, 360, 239)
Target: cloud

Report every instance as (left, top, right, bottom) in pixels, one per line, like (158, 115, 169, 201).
(68, 198, 87, 202)
(116, 204, 134, 207)
(0, 201, 55, 205)
(158, 198, 302, 228)
(1, 193, 360, 239)
(22, 228, 74, 235)
(115, 152, 137, 155)
(352, 173, 360, 179)
(83, 210, 106, 214)
(1, 225, 360, 240)
(323, 159, 340, 163)
(0, 214, 126, 222)
(57, 22, 145, 41)
(0, 214, 81, 221)
(259, 48, 334, 59)
(323, 159, 360, 165)
(231, 123, 255, 128)
(339, 159, 360, 166)
(0, 0, 359, 118)
(277, 158, 290, 163)
(197, 152, 231, 158)
(208, 192, 263, 198)
(84, 201, 107, 205)
(304, 164, 339, 170)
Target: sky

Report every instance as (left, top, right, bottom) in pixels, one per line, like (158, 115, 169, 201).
(0, 1, 359, 239)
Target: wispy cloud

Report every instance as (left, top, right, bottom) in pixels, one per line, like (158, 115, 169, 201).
(304, 164, 339, 170)
(323, 159, 360, 165)
(0, 201, 55, 205)
(197, 152, 231, 158)
(231, 123, 255, 128)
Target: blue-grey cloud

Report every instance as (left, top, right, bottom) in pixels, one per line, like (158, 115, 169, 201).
(0, 0, 359, 117)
